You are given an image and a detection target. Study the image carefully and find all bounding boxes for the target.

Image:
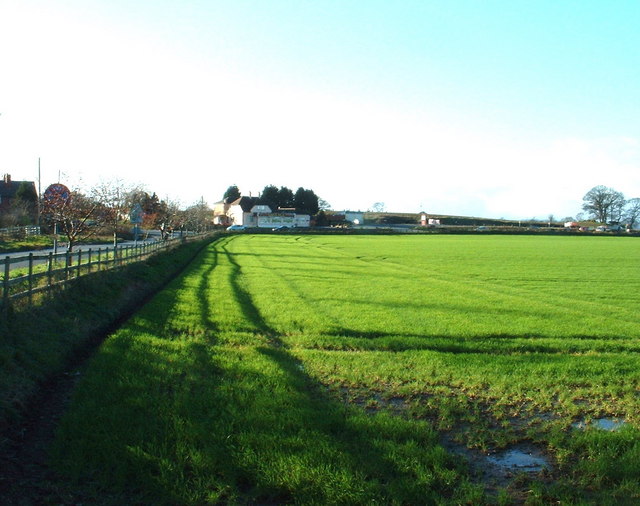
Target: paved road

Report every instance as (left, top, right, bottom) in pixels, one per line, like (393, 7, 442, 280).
(1, 238, 160, 271)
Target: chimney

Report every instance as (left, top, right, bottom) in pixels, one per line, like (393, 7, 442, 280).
(3, 174, 10, 184)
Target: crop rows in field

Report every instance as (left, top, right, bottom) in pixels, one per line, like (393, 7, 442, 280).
(53, 234, 640, 504)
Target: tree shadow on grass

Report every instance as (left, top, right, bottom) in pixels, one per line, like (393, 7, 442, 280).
(124, 245, 221, 340)
(52, 240, 481, 504)
(50, 329, 231, 505)
(220, 241, 280, 344)
(246, 345, 468, 504)
(53, 321, 472, 504)
(320, 328, 640, 355)
(208, 244, 472, 503)
(195, 246, 220, 337)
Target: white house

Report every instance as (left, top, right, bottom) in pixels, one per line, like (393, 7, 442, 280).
(213, 196, 310, 228)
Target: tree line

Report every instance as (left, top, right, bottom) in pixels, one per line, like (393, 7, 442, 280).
(4, 178, 331, 252)
(38, 179, 213, 251)
(223, 184, 329, 216)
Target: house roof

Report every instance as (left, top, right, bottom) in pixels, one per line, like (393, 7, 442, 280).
(0, 175, 36, 199)
(230, 196, 261, 212)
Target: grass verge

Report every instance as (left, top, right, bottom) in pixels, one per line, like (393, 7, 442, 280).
(0, 236, 216, 432)
(0, 235, 53, 253)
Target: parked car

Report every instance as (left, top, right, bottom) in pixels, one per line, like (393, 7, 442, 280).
(595, 226, 608, 232)
(272, 225, 289, 231)
(226, 224, 246, 231)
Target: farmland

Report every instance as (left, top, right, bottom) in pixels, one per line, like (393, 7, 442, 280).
(51, 234, 640, 504)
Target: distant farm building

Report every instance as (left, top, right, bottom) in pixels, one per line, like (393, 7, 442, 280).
(420, 213, 440, 227)
(343, 211, 364, 225)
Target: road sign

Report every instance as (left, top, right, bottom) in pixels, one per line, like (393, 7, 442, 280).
(130, 203, 144, 224)
(43, 183, 71, 205)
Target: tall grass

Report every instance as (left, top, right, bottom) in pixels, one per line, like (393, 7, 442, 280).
(51, 234, 640, 503)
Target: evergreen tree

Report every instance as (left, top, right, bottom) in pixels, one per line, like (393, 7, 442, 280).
(277, 186, 294, 209)
(13, 182, 38, 223)
(259, 185, 280, 211)
(293, 187, 319, 215)
(223, 185, 241, 202)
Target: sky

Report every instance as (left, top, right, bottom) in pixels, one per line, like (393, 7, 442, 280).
(1, 0, 639, 219)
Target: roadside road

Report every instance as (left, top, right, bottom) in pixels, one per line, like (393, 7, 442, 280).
(1, 238, 159, 271)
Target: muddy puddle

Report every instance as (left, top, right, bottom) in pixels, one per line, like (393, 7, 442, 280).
(442, 436, 551, 491)
(486, 447, 550, 472)
(572, 417, 628, 431)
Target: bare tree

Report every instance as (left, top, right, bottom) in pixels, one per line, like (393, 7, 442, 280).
(42, 189, 105, 251)
(149, 198, 182, 240)
(184, 198, 212, 233)
(124, 191, 182, 240)
(582, 186, 626, 223)
(624, 198, 640, 229)
(371, 202, 386, 213)
(92, 178, 140, 247)
(318, 198, 332, 211)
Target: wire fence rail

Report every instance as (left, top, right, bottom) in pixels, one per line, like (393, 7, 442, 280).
(1, 234, 210, 312)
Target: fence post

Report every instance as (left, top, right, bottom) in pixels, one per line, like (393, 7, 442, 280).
(97, 248, 101, 271)
(28, 253, 34, 305)
(88, 248, 92, 274)
(65, 251, 70, 280)
(77, 250, 82, 278)
(47, 252, 53, 293)
(2, 256, 9, 313)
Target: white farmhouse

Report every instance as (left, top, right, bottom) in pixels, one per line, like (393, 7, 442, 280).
(213, 196, 310, 228)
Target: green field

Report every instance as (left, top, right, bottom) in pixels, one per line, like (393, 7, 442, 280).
(52, 234, 640, 504)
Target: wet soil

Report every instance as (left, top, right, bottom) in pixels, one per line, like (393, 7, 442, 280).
(334, 384, 559, 498)
(572, 417, 628, 431)
(441, 434, 553, 496)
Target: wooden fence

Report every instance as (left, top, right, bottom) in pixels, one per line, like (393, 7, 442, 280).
(0, 226, 41, 239)
(1, 235, 207, 311)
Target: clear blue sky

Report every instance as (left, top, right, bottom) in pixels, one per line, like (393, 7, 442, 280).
(1, 0, 639, 219)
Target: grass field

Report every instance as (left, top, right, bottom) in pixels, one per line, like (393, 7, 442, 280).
(0, 235, 52, 253)
(52, 234, 640, 504)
